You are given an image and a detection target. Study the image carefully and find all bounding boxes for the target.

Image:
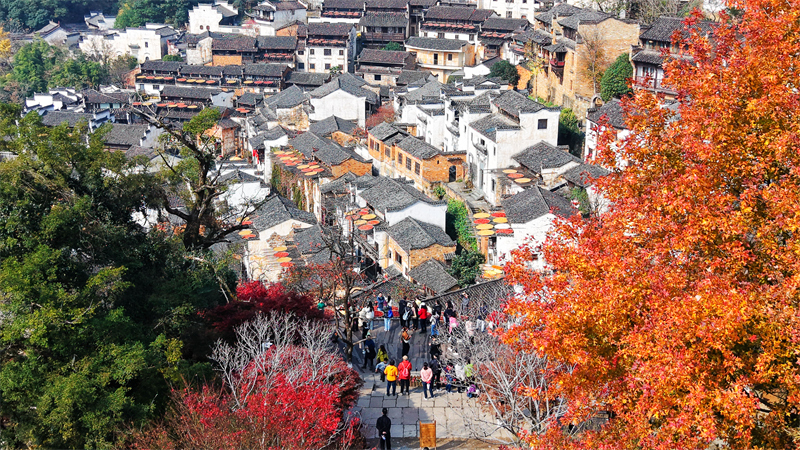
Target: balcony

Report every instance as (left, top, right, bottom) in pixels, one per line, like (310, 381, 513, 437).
(447, 121, 459, 136)
(473, 140, 487, 155)
(362, 32, 405, 42)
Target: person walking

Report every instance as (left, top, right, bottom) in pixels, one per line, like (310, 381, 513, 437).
(429, 337, 441, 361)
(362, 333, 376, 370)
(366, 301, 375, 331)
(418, 304, 428, 334)
(384, 359, 398, 396)
(398, 355, 412, 396)
(376, 293, 386, 312)
(444, 362, 454, 393)
(400, 327, 411, 358)
(398, 298, 408, 328)
(443, 302, 455, 334)
(411, 303, 419, 331)
(430, 355, 442, 390)
(376, 407, 392, 449)
(420, 362, 434, 399)
(383, 297, 393, 331)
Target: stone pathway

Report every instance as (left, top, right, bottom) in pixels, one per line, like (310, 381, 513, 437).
(346, 320, 515, 448)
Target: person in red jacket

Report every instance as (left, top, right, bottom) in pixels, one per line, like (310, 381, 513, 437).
(397, 355, 413, 395)
(418, 304, 429, 334)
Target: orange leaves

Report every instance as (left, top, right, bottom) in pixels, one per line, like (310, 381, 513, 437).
(505, 0, 800, 447)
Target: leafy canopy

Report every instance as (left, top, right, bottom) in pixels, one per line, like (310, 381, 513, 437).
(449, 250, 485, 287)
(506, 3, 800, 448)
(489, 60, 520, 86)
(600, 52, 633, 102)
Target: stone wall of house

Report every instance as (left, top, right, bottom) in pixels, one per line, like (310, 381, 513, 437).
(213, 54, 243, 66)
(276, 105, 310, 131)
(408, 243, 455, 270)
(331, 158, 371, 178)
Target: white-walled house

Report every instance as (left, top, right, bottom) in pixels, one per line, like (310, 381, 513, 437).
(247, 1, 308, 36)
(79, 24, 178, 63)
(300, 23, 357, 73)
(188, 1, 239, 34)
(465, 90, 560, 206)
(494, 186, 576, 269)
(584, 99, 629, 165)
(352, 174, 448, 229)
(308, 73, 378, 127)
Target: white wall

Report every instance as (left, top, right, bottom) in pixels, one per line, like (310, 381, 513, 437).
(494, 213, 555, 269)
(189, 4, 224, 34)
(309, 90, 366, 126)
(384, 202, 447, 230)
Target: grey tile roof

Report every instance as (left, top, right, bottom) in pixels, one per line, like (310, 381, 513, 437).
(293, 224, 329, 255)
(586, 99, 626, 129)
(366, 0, 407, 8)
(358, 48, 411, 65)
(308, 22, 354, 37)
(408, 259, 458, 294)
(323, 0, 366, 9)
(400, 79, 458, 103)
(481, 17, 529, 31)
(396, 135, 440, 160)
(357, 175, 444, 212)
(534, 3, 583, 24)
(512, 141, 581, 172)
(265, 85, 308, 109)
(359, 12, 408, 27)
(396, 70, 430, 86)
(179, 64, 225, 76)
(309, 115, 357, 136)
(219, 169, 262, 184)
(289, 131, 364, 166)
(40, 111, 95, 128)
(631, 49, 665, 65)
(462, 74, 504, 87)
(319, 171, 358, 194)
(369, 121, 406, 141)
(140, 60, 184, 72)
(103, 124, 150, 147)
(84, 89, 130, 104)
(425, 277, 512, 306)
(274, 1, 307, 10)
(211, 35, 257, 51)
(161, 86, 222, 100)
(556, 10, 612, 30)
(125, 145, 158, 160)
(562, 163, 610, 187)
(492, 90, 552, 117)
(639, 16, 714, 43)
(452, 91, 495, 113)
(243, 63, 288, 77)
(256, 35, 298, 50)
(286, 71, 332, 88)
(405, 36, 467, 51)
(517, 28, 554, 46)
(503, 186, 576, 223)
(237, 92, 264, 106)
(251, 194, 316, 231)
(424, 6, 493, 22)
(309, 73, 378, 104)
(386, 217, 455, 253)
(469, 113, 519, 141)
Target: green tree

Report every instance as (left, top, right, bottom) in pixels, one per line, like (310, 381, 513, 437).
(382, 42, 403, 51)
(558, 108, 584, 157)
(489, 60, 520, 86)
(0, 106, 227, 448)
(161, 54, 183, 62)
(446, 199, 476, 251)
(115, 0, 193, 28)
(599, 52, 633, 101)
(448, 250, 485, 287)
(49, 54, 108, 90)
(11, 40, 61, 95)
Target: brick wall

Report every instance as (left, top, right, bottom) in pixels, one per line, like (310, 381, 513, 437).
(331, 158, 371, 178)
(408, 243, 455, 269)
(390, 144, 466, 192)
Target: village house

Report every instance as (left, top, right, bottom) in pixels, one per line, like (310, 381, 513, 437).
(408, 0, 438, 36)
(39, 110, 114, 131)
(247, 0, 308, 36)
(395, 79, 470, 149)
(308, 73, 379, 127)
(158, 86, 235, 107)
(258, 36, 299, 66)
(407, 258, 459, 295)
(584, 98, 628, 163)
(443, 91, 494, 153)
(352, 174, 447, 229)
(264, 85, 312, 130)
(82, 89, 130, 112)
(288, 131, 372, 179)
(477, 17, 529, 61)
(80, 24, 179, 63)
(359, 11, 408, 50)
(476, 0, 547, 22)
(355, 49, 417, 86)
(418, 6, 495, 47)
(24, 88, 84, 114)
(211, 35, 260, 65)
(527, 4, 639, 118)
(405, 36, 475, 81)
(285, 72, 332, 90)
(85, 11, 116, 30)
(309, 115, 358, 138)
(300, 23, 357, 73)
(319, 0, 364, 23)
(375, 216, 456, 276)
(102, 123, 163, 151)
(35, 22, 80, 47)
(466, 89, 560, 206)
(188, 1, 239, 34)
(630, 16, 714, 100)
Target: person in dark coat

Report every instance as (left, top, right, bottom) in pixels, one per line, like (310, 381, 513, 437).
(376, 407, 392, 449)
(362, 333, 376, 370)
(398, 298, 408, 328)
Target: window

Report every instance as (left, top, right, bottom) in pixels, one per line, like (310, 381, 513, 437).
(491, 179, 496, 192)
(298, 62, 305, 69)
(406, 157, 412, 170)
(414, 162, 420, 174)
(324, 49, 331, 56)
(374, 74, 382, 81)
(309, 49, 315, 55)
(153, 84, 160, 89)
(506, 11, 513, 17)
(395, 251, 402, 264)
(310, 63, 316, 69)
(447, 54, 452, 61)
(480, 138, 485, 145)
(538, 119, 548, 129)
(298, 50, 304, 55)
(138, 84, 144, 90)
(437, 33, 444, 38)
(144, 42, 149, 48)
(468, 34, 474, 40)
(385, 146, 391, 157)
(339, 49, 344, 55)
(325, 63, 331, 69)
(398, 153, 403, 164)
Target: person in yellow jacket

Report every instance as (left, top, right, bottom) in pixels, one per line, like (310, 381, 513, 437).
(384, 359, 398, 396)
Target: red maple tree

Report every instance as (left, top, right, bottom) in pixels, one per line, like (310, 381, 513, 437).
(365, 104, 396, 129)
(504, 1, 800, 448)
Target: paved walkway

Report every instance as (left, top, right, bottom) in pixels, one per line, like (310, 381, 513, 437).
(347, 320, 515, 448)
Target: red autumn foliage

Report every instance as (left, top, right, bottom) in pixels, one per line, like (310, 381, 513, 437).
(128, 345, 363, 450)
(365, 103, 395, 129)
(202, 282, 323, 341)
(504, 2, 800, 448)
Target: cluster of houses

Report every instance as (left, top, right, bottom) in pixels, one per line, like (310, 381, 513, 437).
(24, 0, 717, 295)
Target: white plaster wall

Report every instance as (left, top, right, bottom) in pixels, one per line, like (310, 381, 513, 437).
(189, 4, 223, 34)
(309, 90, 365, 126)
(494, 213, 555, 269)
(383, 202, 447, 229)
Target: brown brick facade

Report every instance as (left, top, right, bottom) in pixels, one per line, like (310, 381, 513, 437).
(384, 239, 455, 275)
(330, 158, 372, 178)
(212, 54, 243, 66)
